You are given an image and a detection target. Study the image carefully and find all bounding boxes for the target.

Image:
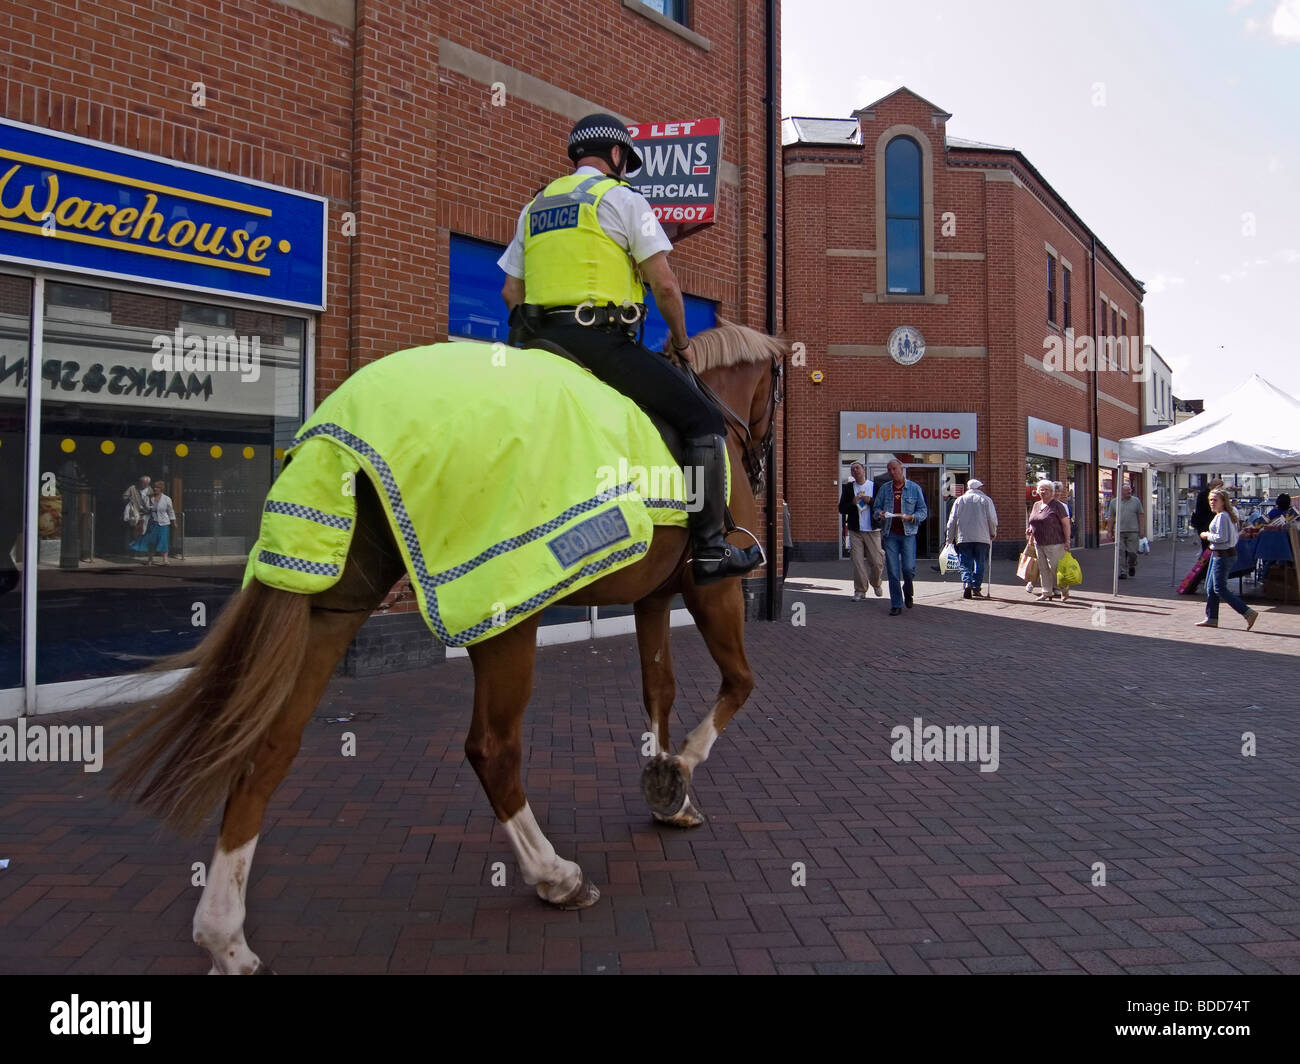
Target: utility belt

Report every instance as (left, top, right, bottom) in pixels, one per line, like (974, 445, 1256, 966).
(511, 301, 648, 343)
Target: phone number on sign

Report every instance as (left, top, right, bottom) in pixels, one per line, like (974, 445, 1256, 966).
(652, 205, 712, 222)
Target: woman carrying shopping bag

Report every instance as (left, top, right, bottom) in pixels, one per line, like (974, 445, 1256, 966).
(1025, 480, 1070, 604)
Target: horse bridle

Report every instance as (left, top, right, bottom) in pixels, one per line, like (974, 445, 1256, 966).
(688, 355, 784, 497)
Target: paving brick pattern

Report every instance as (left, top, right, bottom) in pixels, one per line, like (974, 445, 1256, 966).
(2, 539, 1298, 974)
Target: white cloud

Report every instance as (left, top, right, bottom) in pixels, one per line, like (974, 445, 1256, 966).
(1146, 273, 1187, 294)
(1277, 248, 1300, 263)
(1271, 0, 1300, 40)
(1230, 0, 1253, 10)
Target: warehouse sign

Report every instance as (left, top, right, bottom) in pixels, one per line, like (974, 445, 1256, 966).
(0, 117, 327, 310)
(626, 117, 722, 228)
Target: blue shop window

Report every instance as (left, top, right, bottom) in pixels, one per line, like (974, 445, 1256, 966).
(643, 291, 717, 351)
(449, 235, 510, 341)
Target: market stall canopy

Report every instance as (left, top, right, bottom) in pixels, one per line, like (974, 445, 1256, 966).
(1118, 374, 1300, 473)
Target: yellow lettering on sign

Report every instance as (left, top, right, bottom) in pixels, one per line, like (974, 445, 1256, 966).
(0, 164, 58, 222)
(53, 196, 93, 228)
(108, 207, 138, 236)
(246, 234, 272, 262)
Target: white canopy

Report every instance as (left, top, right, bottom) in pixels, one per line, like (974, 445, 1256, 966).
(1118, 374, 1300, 473)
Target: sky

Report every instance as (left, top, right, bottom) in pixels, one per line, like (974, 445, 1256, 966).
(782, 0, 1300, 402)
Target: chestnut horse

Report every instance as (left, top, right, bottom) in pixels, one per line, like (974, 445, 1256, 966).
(112, 321, 786, 974)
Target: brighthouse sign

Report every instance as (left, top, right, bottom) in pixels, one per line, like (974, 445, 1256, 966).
(626, 118, 721, 227)
(0, 118, 326, 310)
(838, 412, 977, 450)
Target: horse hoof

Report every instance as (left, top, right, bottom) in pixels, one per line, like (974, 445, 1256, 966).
(545, 875, 601, 910)
(652, 794, 705, 828)
(641, 754, 689, 817)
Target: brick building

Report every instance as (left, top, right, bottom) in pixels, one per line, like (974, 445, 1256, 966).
(783, 88, 1144, 562)
(0, 0, 781, 716)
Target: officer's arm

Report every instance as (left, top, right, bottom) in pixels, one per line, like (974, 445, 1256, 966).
(638, 252, 691, 354)
(501, 274, 525, 311)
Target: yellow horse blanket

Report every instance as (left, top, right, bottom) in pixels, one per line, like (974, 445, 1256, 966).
(243, 342, 718, 647)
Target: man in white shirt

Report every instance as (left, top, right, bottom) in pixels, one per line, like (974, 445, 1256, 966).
(838, 462, 883, 599)
(498, 114, 761, 586)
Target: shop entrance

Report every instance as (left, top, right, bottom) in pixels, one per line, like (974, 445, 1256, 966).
(907, 466, 941, 557)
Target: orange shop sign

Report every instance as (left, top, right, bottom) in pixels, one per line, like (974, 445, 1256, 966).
(839, 412, 977, 450)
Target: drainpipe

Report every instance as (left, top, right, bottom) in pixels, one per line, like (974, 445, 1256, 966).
(1090, 233, 1100, 547)
(763, 0, 778, 620)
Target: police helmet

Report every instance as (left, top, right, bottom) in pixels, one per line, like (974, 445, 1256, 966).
(567, 113, 643, 173)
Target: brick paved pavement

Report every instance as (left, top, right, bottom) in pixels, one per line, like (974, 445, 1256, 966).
(2, 538, 1298, 974)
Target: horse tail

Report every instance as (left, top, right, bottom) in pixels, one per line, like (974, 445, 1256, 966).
(110, 580, 312, 836)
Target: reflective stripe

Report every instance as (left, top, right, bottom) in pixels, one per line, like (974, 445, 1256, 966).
(528, 175, 606, 213)
(264, 499, 352, 530)
(257, 549, 339, 577)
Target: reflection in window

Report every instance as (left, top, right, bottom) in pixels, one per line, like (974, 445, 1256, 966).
(885, 136, 922, 294)
(34, 283, 305, 685)
(181, 302, 235, 328)
(46, 282, 111, 311)
(638, 0, 689, 25)
(450, 235, 509, 341)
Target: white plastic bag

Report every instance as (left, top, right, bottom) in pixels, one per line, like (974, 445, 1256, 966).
(939, 544, 962, 575)
(1138, 537, 1151, 554)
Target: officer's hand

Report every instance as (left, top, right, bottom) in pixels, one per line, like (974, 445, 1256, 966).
(674, 340, 695, 365)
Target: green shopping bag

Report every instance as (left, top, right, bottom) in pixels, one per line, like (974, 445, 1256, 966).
(1057, 550, 1082, 587)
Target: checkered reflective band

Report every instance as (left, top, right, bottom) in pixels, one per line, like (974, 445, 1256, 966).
(257, 549, 339, 577)
(264, 500, 352, 530)
(570, 124, 631, 150)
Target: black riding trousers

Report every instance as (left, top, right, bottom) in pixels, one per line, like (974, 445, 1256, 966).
(532, 322, 725, 439)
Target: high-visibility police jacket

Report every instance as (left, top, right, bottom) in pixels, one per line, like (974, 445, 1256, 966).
(522, 172, 645, 307)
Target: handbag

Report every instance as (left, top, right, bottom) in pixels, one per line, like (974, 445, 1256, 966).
(1057, 550, 1082, 587)
(1177, 549, 1211, 594)
(1016, 545, 1039, 583)
(938, 544, 962, 575)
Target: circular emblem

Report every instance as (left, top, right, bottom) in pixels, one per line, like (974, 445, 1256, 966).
(887, 325, 926, 366)
(810, 370, 824, 383)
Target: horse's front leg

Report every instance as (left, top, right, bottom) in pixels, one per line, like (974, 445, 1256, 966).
(633, 593, 700, 824)
(465, 616, 599, 908)
(646, 576, 753, 827)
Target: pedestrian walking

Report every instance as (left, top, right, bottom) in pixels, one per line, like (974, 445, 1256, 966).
(1026, 479, 1070, 603)
(873, 458, 927, 616)
(839, 462, 883, 599)
(1196, 488, 1260, 631)
(945, 478, 997, 599)
(1104, 482, 1145, 579)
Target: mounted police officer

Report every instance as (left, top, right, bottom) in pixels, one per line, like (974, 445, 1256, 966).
(498, 113, 762, 586)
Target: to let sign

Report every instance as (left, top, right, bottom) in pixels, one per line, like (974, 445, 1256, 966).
(626, 118, 722, 239)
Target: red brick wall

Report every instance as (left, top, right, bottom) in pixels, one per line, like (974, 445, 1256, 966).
(3, 0, 783, 602)
(783, 89, 1143, 553)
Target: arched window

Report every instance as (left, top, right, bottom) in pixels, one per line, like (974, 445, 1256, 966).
(884, 136, 923, 294)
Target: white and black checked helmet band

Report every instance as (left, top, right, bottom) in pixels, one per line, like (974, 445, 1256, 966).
(567, 114, 643, 171)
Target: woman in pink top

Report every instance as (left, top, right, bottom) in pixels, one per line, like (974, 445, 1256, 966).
(1026, 480, 1071, 603)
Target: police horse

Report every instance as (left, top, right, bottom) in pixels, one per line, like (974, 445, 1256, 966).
(113, 321, 785, 974)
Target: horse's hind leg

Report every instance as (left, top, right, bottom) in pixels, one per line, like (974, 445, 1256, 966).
(195, 480, 404, 973)
(465, 616, 599, 908)
(193, 606, 372, 973)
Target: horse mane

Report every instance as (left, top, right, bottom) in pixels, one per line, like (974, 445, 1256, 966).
(686, 319, 787, 373)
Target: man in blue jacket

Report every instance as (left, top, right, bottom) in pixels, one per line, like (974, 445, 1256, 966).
(873, 458, 929, 615)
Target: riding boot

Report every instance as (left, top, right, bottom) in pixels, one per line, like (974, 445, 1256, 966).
(686, 434, 764, 586)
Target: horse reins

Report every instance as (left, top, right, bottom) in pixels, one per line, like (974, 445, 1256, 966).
(687, 356, 784, 497)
